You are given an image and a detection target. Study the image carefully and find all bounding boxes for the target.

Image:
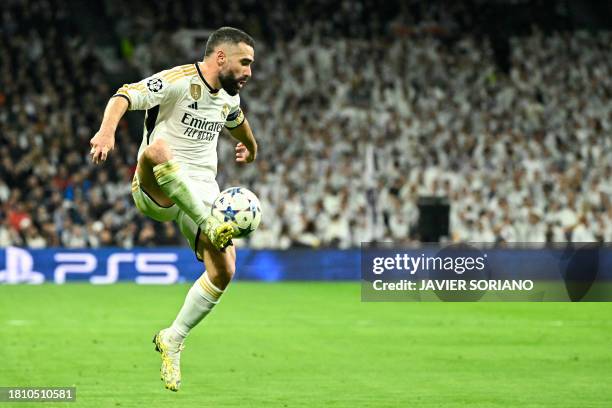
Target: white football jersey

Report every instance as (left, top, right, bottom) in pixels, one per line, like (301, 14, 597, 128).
(114, 63, 245, 182)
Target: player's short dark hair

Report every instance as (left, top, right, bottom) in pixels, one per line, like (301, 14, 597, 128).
(205, 27, 255, 57)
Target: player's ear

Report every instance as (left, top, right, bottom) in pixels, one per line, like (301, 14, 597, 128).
(217, 49, 226, 66)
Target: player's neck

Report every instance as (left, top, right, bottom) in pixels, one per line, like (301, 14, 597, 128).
(197, 61, 222, 90)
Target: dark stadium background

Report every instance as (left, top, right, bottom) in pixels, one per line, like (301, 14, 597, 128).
(1, 0, 611, 249)
(1, 1, 611, 407)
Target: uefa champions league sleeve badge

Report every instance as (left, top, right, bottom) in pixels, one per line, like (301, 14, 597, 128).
(147, 78, 163, 92)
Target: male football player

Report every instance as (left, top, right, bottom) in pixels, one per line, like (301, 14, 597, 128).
(89, 27, 257, 391)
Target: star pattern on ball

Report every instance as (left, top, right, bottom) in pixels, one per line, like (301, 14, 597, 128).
(212, 187, 260, 238)
(223, 206, 238, 221)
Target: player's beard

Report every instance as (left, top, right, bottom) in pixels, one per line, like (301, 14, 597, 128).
(219, 70, 244, 96)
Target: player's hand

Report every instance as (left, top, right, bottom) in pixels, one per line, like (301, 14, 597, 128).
(235, 142, 254, 163)
(89, 129, 115, 164)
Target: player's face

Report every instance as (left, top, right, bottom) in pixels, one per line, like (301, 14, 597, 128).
(218, 42, 254, 96)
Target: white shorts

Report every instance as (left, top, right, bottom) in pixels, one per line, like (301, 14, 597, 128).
(131, 174, 220, 261)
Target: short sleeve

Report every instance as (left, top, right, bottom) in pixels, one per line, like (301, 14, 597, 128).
(225, 104, 245, 129)
(113, 70, 183, 111)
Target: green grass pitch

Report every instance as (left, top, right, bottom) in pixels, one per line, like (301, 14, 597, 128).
(1, 283, 611, 407)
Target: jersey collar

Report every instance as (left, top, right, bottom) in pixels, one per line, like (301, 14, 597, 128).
(194, 63, 220, 94)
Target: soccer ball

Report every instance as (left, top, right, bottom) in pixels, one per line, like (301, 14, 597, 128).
(211, 187, 262, 238)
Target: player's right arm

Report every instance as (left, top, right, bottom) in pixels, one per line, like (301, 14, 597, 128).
(90, 71, 182, 164)
(90, 96, 129, 164)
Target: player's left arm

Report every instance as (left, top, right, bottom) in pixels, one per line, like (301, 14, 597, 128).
(226, 110, 257, 163)
(229, 119, 257, 163)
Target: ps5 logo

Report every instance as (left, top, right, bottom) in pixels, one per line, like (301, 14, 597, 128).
(0, 247, 45, 284)
(0, 247, 179, 284)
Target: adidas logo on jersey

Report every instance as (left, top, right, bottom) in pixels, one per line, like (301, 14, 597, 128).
(188, 102, 198, 110)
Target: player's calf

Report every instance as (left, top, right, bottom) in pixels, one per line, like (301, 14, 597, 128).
(198, 236, 237, 289)
(164, 267, 230, 344)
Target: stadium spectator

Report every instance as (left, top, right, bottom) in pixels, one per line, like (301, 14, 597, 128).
(1, 0, 610, 249)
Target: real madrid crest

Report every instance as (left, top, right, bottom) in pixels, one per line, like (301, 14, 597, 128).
(190, 83, 202, 100)
(221, 104, 230, 119)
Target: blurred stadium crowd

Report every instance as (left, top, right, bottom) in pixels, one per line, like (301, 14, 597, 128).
(1, 0, 610, 249)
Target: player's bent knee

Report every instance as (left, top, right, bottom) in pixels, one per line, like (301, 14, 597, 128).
(143, 139, 172, 165)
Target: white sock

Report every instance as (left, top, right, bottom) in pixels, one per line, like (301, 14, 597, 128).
(168, 272, 223, 342)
